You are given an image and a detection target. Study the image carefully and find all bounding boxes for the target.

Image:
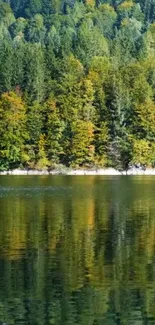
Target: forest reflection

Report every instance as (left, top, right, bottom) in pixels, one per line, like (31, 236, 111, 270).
(0, 176, 155, 325)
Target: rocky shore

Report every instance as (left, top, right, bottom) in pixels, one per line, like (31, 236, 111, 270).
(1, 167, 155, 175)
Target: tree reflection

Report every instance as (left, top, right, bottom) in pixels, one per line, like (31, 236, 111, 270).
(0, 176, 155, 324)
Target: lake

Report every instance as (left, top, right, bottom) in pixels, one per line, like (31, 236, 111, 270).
(0, 175, 155, 325)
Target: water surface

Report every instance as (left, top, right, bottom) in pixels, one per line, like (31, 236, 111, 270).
(0, 175, 155, 325)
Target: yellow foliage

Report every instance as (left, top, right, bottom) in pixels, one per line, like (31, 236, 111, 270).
(21, 151, 30, 164)
(145, 23, 155, 53)
(82, 78, 94, 100)
(88, 56, 110, 87)
(65, 54, 84, 76)
(118, 0, 134, 11)
(132, 139, 153, 166)
(94, 154, 109, 167)
(99, 3, 116, 15)
(35, 157, 50, 170)
(148, 22, 155, 34)
(135, 99, 155, 134)
(1, 91, 26, 125)
(85, 0, 95, 7)
(121, 18, 130, 27)
(88, 70, 100, 86)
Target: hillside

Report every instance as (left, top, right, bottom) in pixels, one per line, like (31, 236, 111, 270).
(0, 0, 155, 170)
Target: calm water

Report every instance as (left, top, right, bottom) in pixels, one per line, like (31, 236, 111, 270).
(0, 176, 155, 325)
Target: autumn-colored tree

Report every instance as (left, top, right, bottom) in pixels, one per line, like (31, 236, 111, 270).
(70, 120, 94, 167)
(0, 0, 154, 169)
(131, 139, 153, 166)
(0, 92, 27, 170)
(94, 122, 110, 167)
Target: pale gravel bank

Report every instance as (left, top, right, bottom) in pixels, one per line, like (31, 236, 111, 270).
(1, 168, 155, 175)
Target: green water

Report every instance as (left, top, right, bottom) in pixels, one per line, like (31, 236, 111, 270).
(0, 176, 155, 325)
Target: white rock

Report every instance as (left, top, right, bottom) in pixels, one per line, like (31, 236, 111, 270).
(1, 167, 155, 176)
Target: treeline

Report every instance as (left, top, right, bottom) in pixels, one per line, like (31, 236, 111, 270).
(0, 0, 155, 170)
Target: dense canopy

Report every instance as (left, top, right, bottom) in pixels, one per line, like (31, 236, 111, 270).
(0, 0, 155, 170)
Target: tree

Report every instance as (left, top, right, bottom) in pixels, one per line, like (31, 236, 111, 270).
(70, 120, 94, 167)
(75, 18, 109, 65)
(94, 121, 110, 167)
(0, 39, 14, 93)
(24, 0, 42, 17)
(35, 134, 50, 169)
(113, 18, 144, 63)
(45, 96, 65, 166)
(0, 92, 27, 170)
(12, 38, 25, 89)
(131, 139, 153, 166)
(24, 43, 45, 102)
(26, 101, 43, 167)
(26, 14, 46, 44)
(0, 1, 15, 27)
(133, 99, 155, 140)
(94, 4, 117, 38)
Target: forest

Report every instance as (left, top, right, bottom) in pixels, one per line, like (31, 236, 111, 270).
(0, 0, 155, 170)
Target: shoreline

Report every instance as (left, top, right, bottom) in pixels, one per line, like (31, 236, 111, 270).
(1, 167, 155, 176)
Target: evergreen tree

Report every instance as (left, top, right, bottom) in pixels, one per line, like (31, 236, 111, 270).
(0, 0, 155, 169)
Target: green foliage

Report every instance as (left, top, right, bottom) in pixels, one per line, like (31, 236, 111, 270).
(24, 43, 45, 102)
(70, 120, 94, 167)
(131, 139, 154, 166)
(45, 96, 65, 166)
(0, 0, 155, 169)
(0, 92, 28, 170)
(95, 4, 117, 38)
(94, 121, 110, 167)
(26, 101, 44, 166)
(35, 134, 50, 169)
(75, 18, 109, 65)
